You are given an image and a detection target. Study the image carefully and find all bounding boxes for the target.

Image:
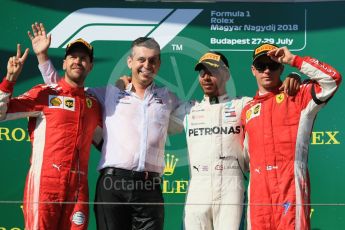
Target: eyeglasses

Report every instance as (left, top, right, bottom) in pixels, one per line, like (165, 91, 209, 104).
(253, 61, 282, 72)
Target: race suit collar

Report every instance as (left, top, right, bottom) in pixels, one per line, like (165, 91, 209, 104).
(59, 78, 85, 96)
(254, 89, 281, 101)
(203, 94, 230, 104)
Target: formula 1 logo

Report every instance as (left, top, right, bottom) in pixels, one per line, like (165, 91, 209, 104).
(48, 8, 203, 49)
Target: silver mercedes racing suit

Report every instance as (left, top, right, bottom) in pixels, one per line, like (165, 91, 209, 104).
(170, 94, 251, 230)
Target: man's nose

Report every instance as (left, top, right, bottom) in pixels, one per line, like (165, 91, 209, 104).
(74, 57, 82, 63)
(263, 66, 272, 73)
(143, 60, 151, 68)
(203, 73, 212, 80)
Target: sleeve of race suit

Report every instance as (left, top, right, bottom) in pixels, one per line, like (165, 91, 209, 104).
(166, 89, 184, 134)
(38, 59, 60, 84)
(242, 132, 250, 173)
(0, 78, 43, 121)
(240, 97, 253, 173)
(292, 55, 342, 111)
(168, 99, 194, 135)
(92, 126, 103, 152)
(88, 91, 104, 153)
(0, 78, 14, 120)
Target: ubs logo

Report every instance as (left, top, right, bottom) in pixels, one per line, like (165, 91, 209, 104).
(65, 99, 74, 108)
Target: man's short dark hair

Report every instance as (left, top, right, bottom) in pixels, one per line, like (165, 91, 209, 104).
(130, 37, 161, 59)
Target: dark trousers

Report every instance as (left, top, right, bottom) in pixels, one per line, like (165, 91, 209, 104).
(94, 167, 164, 230)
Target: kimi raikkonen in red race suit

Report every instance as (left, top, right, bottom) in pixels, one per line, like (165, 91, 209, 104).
(241, 56, 341, 229)
(0, 78, 102, 230)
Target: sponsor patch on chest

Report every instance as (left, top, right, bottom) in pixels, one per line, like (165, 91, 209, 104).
(116, 91, 132, 104)
(223, 105, 237, 122)
(154, 96, 163, 104)
(153, 92, 164, 104)
(188, 126, 241, 136)
(49, 95, 75, 111)
(246, 103, 261, 123)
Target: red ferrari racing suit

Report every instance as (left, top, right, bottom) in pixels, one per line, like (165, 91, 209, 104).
(0, 78, 102, 230)
(241, 56, 342, 230)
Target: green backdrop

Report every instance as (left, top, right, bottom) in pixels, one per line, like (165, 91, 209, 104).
(0, 1, 344, 229)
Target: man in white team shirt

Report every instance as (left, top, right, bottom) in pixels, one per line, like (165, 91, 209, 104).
(29, 22, 179, 230)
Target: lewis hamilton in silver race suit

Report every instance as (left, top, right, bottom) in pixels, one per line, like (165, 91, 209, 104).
(170, 51, 251, 230)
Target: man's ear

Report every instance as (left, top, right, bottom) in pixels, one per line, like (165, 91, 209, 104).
(224, 68, 230, 81)
(127, 56, 132, 69)
(251, 65, 256, 77)
(62, 60, 66, 71)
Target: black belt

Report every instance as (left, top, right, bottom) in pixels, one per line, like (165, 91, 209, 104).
(100, 167, 160, 180)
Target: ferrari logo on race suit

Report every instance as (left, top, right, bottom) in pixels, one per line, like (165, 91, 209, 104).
(86, 98, 93, 108)
(276, 93, 285, 104)
(246, 103, 261, 123)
